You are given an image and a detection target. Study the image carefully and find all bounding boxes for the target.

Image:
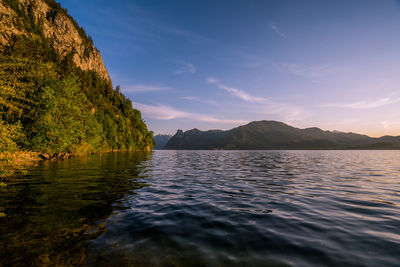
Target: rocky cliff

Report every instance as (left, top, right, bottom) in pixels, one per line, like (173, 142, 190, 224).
(0, 0, 110, 82)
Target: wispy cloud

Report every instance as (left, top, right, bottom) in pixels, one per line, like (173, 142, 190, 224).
(270, 24, 286, 39)
(182, 96, 199, 101)
(207, 78, 268, 104)
(122, 84, 169, 93)
(181, 96, 219, 106)
(382, 120, 391, 130)
(133, 103, 188, 120)
(133, 102, 247, 124)
(382, 120, 400, 130)
(322, 97, 400, 109)
(181, 96, 217, 106)
(207, 78, 307, 121)
(278, 64, 350, 83)
(280, 64, 330, 78)
(174, 61, 197, 74)
(107, 4, 212, 45)
(164, 27, 211, 45)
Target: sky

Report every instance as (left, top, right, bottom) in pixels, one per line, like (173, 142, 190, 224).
(58, 0, 400, 137)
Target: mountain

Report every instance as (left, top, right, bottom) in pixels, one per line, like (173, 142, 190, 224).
(153, 134, 172, 149)
(0, 0, 154, 154)
(164, 121, 400, 150)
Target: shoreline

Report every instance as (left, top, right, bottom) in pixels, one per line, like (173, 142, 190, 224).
(0, 150, 152, 182)
(1, 149, 153, 164)
(0, 151, 41, 163)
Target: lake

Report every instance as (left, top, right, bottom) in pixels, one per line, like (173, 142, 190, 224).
(0, 150, 399, 266)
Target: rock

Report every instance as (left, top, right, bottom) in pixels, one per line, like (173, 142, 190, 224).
(39, 152, 71, 160)
(39, 153, 52, 160)
(58, 152, 67, 160)
(0, 0, 111, 82)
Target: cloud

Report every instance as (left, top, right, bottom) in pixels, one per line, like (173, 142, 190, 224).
(181, 96, 199, 101)
(381, 120, 400, 130)
(108, 4, 212, 45)
(279, 64, 330, 78)
(207, 78, 268, 104)
(270, 24, 286, 39)
(164, 27, 212, 45)
(174, 61, 197, 74)
(278, 64, 350, 83)
(133, 103, 188, 120)
(382, 120, 391, 130)
(122, 85, 169, 93)
(206, 78, 307, 121)
(133, 102, 247, 124)
(322, 97, 400, 109)
(181, 96, 217, 106)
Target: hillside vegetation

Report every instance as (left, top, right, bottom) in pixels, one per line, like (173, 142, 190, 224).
(0, 0, 154, 156)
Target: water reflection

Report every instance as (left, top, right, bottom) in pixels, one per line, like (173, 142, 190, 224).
(86, 151, 400, 266)
(0, 152, 151, 266)
(1, 150, 400, 266)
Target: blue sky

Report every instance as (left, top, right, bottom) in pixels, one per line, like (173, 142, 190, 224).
(59, 0, 400, 137)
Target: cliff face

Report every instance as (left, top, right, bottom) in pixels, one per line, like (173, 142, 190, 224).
(0, 0, 110, 82)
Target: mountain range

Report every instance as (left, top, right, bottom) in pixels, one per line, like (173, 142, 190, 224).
(163, 121, 400, 150)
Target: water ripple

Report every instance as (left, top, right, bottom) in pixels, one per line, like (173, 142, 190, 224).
(1, 151, 400, 266)
(83, 150, 400, 266)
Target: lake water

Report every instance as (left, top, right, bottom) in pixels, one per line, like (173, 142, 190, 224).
(0, 150, 399, 266)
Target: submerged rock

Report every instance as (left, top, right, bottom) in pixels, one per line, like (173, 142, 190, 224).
(39, 153, 52, 160)
(39, 152, 72, 160)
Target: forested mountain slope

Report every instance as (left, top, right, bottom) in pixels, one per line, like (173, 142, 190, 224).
(0, 0, 154, 154)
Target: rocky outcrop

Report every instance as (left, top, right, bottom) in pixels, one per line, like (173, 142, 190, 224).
(39, 152, 71, 160)
(0, 0, 111, 82)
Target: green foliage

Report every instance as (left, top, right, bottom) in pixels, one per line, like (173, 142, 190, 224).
(0, 1, 154, 154)
(5, 35, 58, 62)
(0, 115, 26, 182)
(0, 55, 54, 119)
(75, 69, 154, 151)
(0, 120, 23, 153)
(31, 75, 95, 152)
(0, 54, 154, 152)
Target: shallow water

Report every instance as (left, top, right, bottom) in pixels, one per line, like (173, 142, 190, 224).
(1, 150, 399, 266)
